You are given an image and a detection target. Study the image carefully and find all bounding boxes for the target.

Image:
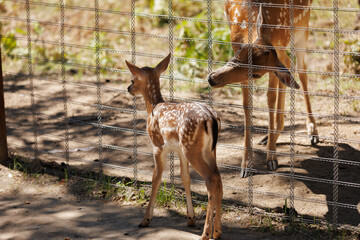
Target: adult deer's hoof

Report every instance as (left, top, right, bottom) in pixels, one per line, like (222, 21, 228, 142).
(310, 135, 319, 146)
(187, 216, 195, 227)
(258, 135, 268, 145)
(240, 167, 249, 178)
(213, 229, 222, 239)
(267, 160, 278, 171)
(138, 218, 151, 228)
(200, 233, 210, 240)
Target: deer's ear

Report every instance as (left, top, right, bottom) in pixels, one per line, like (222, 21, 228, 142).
(256, 4, 264, 38)
(274, 61, 300, 89)
(155, 53, 171, 75)
(125, 60, 144, 77)
(256, 4, 271, 44)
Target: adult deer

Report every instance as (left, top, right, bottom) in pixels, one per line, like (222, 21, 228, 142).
(126, 54, 223, 240)
(208, 0, 318, 177)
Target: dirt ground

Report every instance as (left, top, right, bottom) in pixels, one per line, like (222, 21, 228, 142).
(3, 72, 360, 229)
(1, 163, 323, 240)
(1, 0, 359, 238)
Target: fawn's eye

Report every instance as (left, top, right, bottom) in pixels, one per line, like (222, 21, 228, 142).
(252, 74, 261, 79)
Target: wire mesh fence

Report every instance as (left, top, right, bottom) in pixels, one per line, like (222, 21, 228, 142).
(0, 0, 359, 230)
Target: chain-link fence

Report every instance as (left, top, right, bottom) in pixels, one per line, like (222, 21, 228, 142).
(0, 0, 359, 230)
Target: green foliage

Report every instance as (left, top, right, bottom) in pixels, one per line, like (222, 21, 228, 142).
(174, 10, 233, 86)
(12, 156, 23, 171)
(156, 181, 175, 207)
(284, 198, 288, 214)
(1, 33, 17, 56)
(89, 32, 116, 71)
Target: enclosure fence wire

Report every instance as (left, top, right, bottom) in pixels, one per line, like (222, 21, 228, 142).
(94, 0, 103, 176)
(25, 0, 38, 162)
(60, 0, 69, 165)
(207, 0, 213, 106)
(131, 0, 138, 184)
(168, 0, 175, 187)
(289, 0, 296, 224)
(332, 0, 340, 227)
(246, 0, 254, 215)
(1, 0, 360, 231)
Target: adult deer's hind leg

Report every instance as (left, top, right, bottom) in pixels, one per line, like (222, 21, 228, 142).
(296, 33, 319, 145)
(241, 84, 251, 177)
(266, 50, 289, 170)
(266, 73, 280, 171)
(139, 147, 165, 227)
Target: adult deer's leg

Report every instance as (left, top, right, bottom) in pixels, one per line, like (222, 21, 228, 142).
(295, 33, 319, 144)
(275, 50, 289, 141)
(139, 147, 165, 227)
(179, 151, 195, 227)
(241, 83, 251, 178)
(266, 50, 289, 170)
(266, 73, 279, 170)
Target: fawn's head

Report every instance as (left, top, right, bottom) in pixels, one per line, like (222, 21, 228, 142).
(208, 4, 300, 89)
(125, 54, 171, 96)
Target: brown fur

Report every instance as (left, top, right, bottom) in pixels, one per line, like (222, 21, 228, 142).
(126, 54, 223, 240)
(208, 0, 318, 176)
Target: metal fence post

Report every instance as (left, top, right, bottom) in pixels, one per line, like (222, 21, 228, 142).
(0, 47, 8, 164)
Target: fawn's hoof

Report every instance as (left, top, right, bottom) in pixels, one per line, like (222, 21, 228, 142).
(267, 160, 278, 171)
(258, 135, 268, 145)
(310, 135, 319, 146)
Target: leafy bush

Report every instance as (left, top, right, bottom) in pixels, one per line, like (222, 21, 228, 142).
(1, 33, 17, 57)
(343, 39, 360, 75)
(175, 10, 232, 80)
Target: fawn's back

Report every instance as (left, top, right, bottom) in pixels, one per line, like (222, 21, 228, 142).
(148, 102, 219, 154)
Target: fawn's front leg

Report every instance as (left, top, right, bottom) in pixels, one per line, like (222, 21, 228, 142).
(139, 147, 165, 227)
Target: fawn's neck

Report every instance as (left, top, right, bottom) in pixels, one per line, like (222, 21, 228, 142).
(143, 85, 165, 114)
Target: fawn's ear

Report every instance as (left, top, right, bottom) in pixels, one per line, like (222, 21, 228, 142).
(155, 53, 171, 75)
(125, 60, 144, 77)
